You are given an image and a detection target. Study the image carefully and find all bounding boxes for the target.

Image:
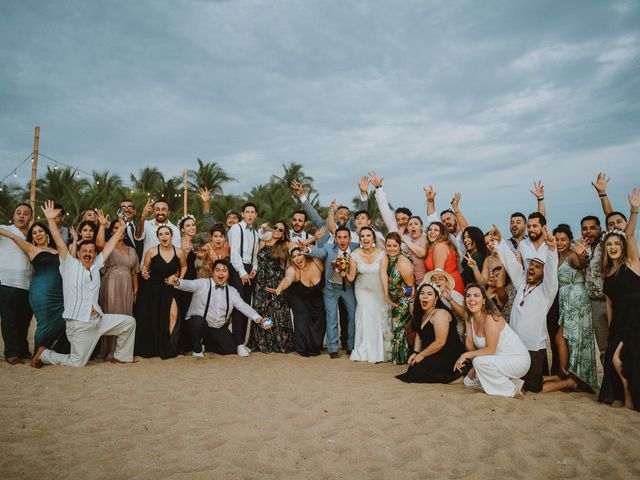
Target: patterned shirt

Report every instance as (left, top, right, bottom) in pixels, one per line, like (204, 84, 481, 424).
(585, 240, 604, 301)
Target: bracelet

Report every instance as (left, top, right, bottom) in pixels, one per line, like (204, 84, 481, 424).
(328, 210, 335, 215)
(599, 193, 607, 198)
(472, 265, 479, 270)
(413, 350, 420, 355)
(537, 196, 544, 201)
(631, 209, 639, 214)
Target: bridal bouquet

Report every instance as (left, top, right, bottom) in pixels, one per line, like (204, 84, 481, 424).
(332, 255, 350, 290)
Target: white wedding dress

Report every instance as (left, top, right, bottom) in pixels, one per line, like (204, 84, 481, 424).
(349, 250, 392, 363)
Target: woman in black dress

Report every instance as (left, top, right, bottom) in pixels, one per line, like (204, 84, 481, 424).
(396, 283, 464, 383)
(267, 248, 325, 356)
(599, 189, 640, 410)
(177, 215, 198, 353)
(135, 225, 187, 359)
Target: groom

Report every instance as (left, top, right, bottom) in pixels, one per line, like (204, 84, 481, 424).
(300, 226, 359, 358)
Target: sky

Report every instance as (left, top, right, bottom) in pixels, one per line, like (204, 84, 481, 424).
(1, 0, 639, 232)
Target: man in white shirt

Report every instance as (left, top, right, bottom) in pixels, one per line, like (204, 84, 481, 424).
(0, 203, 33, 364)
(227, 202, 260, 346)
(135, 199, 181, 266)
(32, 201, 136, 368)
(494, 225, 558, 393)
(166, 260, 268, 357)
(517, 212, 549, 270)
(507, 212, 527, 253)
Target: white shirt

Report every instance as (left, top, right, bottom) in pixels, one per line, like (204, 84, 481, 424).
(59, 253, 105, 322)
(0, 225, 32, 290)
(228, 221, 259, 275)
(136, 220, 181, 266)
(175, 279, 260, 328)
(497, 239, 558, 351)
(329, 247, 351, 285)
(517, 237, 549, 271)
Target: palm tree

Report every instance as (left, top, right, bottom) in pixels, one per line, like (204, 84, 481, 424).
(129, 167, 165, 196)
(0, 183, 21, 224)
(83, 171, 126, 214)
(188, 158, 235, 195)
(31, 166, 89, 223)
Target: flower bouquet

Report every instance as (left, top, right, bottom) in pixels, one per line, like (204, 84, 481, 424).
(332, 255, 350, 290)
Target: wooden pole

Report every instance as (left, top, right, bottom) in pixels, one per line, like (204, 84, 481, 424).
(183, 169, 188, 216)
(30, 126, 40, 214)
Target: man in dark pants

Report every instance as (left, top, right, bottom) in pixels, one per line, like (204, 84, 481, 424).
(166, 260, 268, 357)
(0, 203, 34, 364)
(227, 202, 259, 352)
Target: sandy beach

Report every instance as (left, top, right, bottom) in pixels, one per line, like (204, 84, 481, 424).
(2, 334, 640, 480)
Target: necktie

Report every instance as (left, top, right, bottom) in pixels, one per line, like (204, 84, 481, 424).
(127, 222, 135, 241)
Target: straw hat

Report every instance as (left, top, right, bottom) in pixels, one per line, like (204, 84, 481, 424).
(421, 268, 456, 290)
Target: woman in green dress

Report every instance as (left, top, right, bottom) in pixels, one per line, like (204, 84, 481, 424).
(381, 232, 415, 365)
(551, 224, 597, 389)
(0, 222, 67, 355)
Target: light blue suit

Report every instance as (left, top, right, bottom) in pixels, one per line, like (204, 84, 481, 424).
(307, 241, 360, 353)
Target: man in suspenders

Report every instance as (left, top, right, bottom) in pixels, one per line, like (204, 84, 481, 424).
(166, 260, 269, 357)
(227, 202, 260, 351)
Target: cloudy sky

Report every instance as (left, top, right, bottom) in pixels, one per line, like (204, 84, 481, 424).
(1, 0, 639, 231)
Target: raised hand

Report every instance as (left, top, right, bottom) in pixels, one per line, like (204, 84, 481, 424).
(141, 199, 153, 218)
(260, 222, 270, 232)
(41, 200, 60, 220)
(543, 226, 556, 250)
(629, 187, 640, 210)
(573, 238, 588, 256)
(198, 187, 211, 203)
(423, 185, 436, 202)
(96, 209, 109, 227)
(69, 227, 78, 243)
(314, 226, 327, 240)
(290, 180, 304, 197)
(329, 198, 338, 213)
(451, 192, 462, 210)
(530, 180, 544, 199)
(358, 175, 370, 195)
(489, 224, 503, 243)
(464, 252, 477, 269)
(368, 171, 383, 188)
(591, 172, 610, 196)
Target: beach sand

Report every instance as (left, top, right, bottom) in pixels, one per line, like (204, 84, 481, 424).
(2, 337, 640, 480)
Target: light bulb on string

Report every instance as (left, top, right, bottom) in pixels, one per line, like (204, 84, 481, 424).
(13, 171, 17, 178)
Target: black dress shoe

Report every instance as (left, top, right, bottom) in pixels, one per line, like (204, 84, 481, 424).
(346, 350, 352, 355)
(329, 352, 339, 359)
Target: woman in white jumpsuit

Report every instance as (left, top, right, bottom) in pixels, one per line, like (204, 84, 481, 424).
(454, 284, 531, 397)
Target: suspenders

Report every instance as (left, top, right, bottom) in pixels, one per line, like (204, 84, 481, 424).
(238, 224, 256, 264)
(203, 280, 230, 322)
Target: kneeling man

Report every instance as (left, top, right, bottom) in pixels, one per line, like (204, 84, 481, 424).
(33, 201, 136, 367)
(166, 260, 269, 357)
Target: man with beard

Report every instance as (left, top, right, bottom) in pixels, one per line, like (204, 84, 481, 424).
(507, 212, 527, 253)
(0, 203, 33, 364)
(32, 201, 136, 368)
(135, 199, 181, 266)
(517, 212, 548, 270)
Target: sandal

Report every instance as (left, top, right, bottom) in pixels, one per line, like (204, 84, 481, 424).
(567, 371, 595, 394)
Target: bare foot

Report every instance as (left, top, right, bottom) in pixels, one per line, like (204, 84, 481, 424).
(31, 346, 47, 368)
(110, 358, 138, 364)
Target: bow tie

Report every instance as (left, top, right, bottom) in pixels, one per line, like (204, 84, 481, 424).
(214, 284, 226, 290)
(292, 232, 302, 238)
(245, 225, 254, 232)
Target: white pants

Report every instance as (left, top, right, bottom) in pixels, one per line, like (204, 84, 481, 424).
(41, 314, 136, 367)
(463, 355, 529, 398)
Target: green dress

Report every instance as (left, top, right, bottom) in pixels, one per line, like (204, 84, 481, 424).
(388, 254, 412, 365)
(558, 259, 598, 388)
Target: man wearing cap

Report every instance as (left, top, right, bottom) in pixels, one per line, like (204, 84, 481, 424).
(166, 260, 269, 357)
(492, 224, 558, 393)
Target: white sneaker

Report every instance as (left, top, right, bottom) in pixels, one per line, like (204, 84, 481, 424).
(237, 345, 250, 357)
(192, 351, 204, 358)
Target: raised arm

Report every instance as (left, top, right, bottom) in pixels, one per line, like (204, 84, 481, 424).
(541, 227, 559, 302)
(369, 171, 397, 233)
(326, 199, 338, 235)
(591, 172, 613, 216)
(135, 199, 153, 240)
(531, 180, 546, 218)
(95, 209, 108, 250)
(451, 193, 469, 231)
(101, 219, 126, 263)
(626, 187, 639, 269)
(199, 187, 218, 228)
(291, 180, 326, 230)
(42, 200, 70, 260)
(492, 225, 526, 290)
(0, 228, 40, 260)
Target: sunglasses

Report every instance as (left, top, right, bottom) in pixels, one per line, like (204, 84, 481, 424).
(274, 226, 286, 232)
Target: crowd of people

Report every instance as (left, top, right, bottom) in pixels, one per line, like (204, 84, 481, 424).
(0, 171, 638, 411)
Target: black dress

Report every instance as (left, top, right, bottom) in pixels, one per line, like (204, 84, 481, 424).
(286, 269, 326, 357)
(177, 250, 196, 353)
(599, 265, 640, 410)
(134, 246, 181, 359)
(396, 312, 464, 383)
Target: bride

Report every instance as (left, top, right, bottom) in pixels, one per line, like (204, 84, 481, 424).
(347, 226, 392, 363)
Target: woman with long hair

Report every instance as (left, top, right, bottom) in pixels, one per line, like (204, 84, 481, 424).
(196, 223, 230, 278)
(454, 284, 530, 397)
(461, 226, 488, 286)
(396, 283, 464, 383)
(69, 220, 98, 258)
(381, 232, 415, 364)
(249, 219, 294, 353)
(599, 188, 640, 410)
(424, 221, 464, 294)
(401, 216, 427, 283)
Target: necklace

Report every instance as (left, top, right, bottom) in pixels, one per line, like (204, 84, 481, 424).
(519, 283, 540, 307)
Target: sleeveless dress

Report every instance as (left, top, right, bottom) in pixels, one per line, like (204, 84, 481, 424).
(396, 311, 464, 383)
(287, 264, 326, 356)
(387, 254, 413, 364)
(30, 252, 68, 351)
(424, 243, 464, 294)
(557, 259, 597, 388)
(463, 320, 531, 397)
(97, 246, 139, 358)
(249, 245, 293, 353)
(600, 265, 640, 410)
(350, 250, 392, 363)
(177, 249, 197, 352)
(134, 246, 181, 359)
